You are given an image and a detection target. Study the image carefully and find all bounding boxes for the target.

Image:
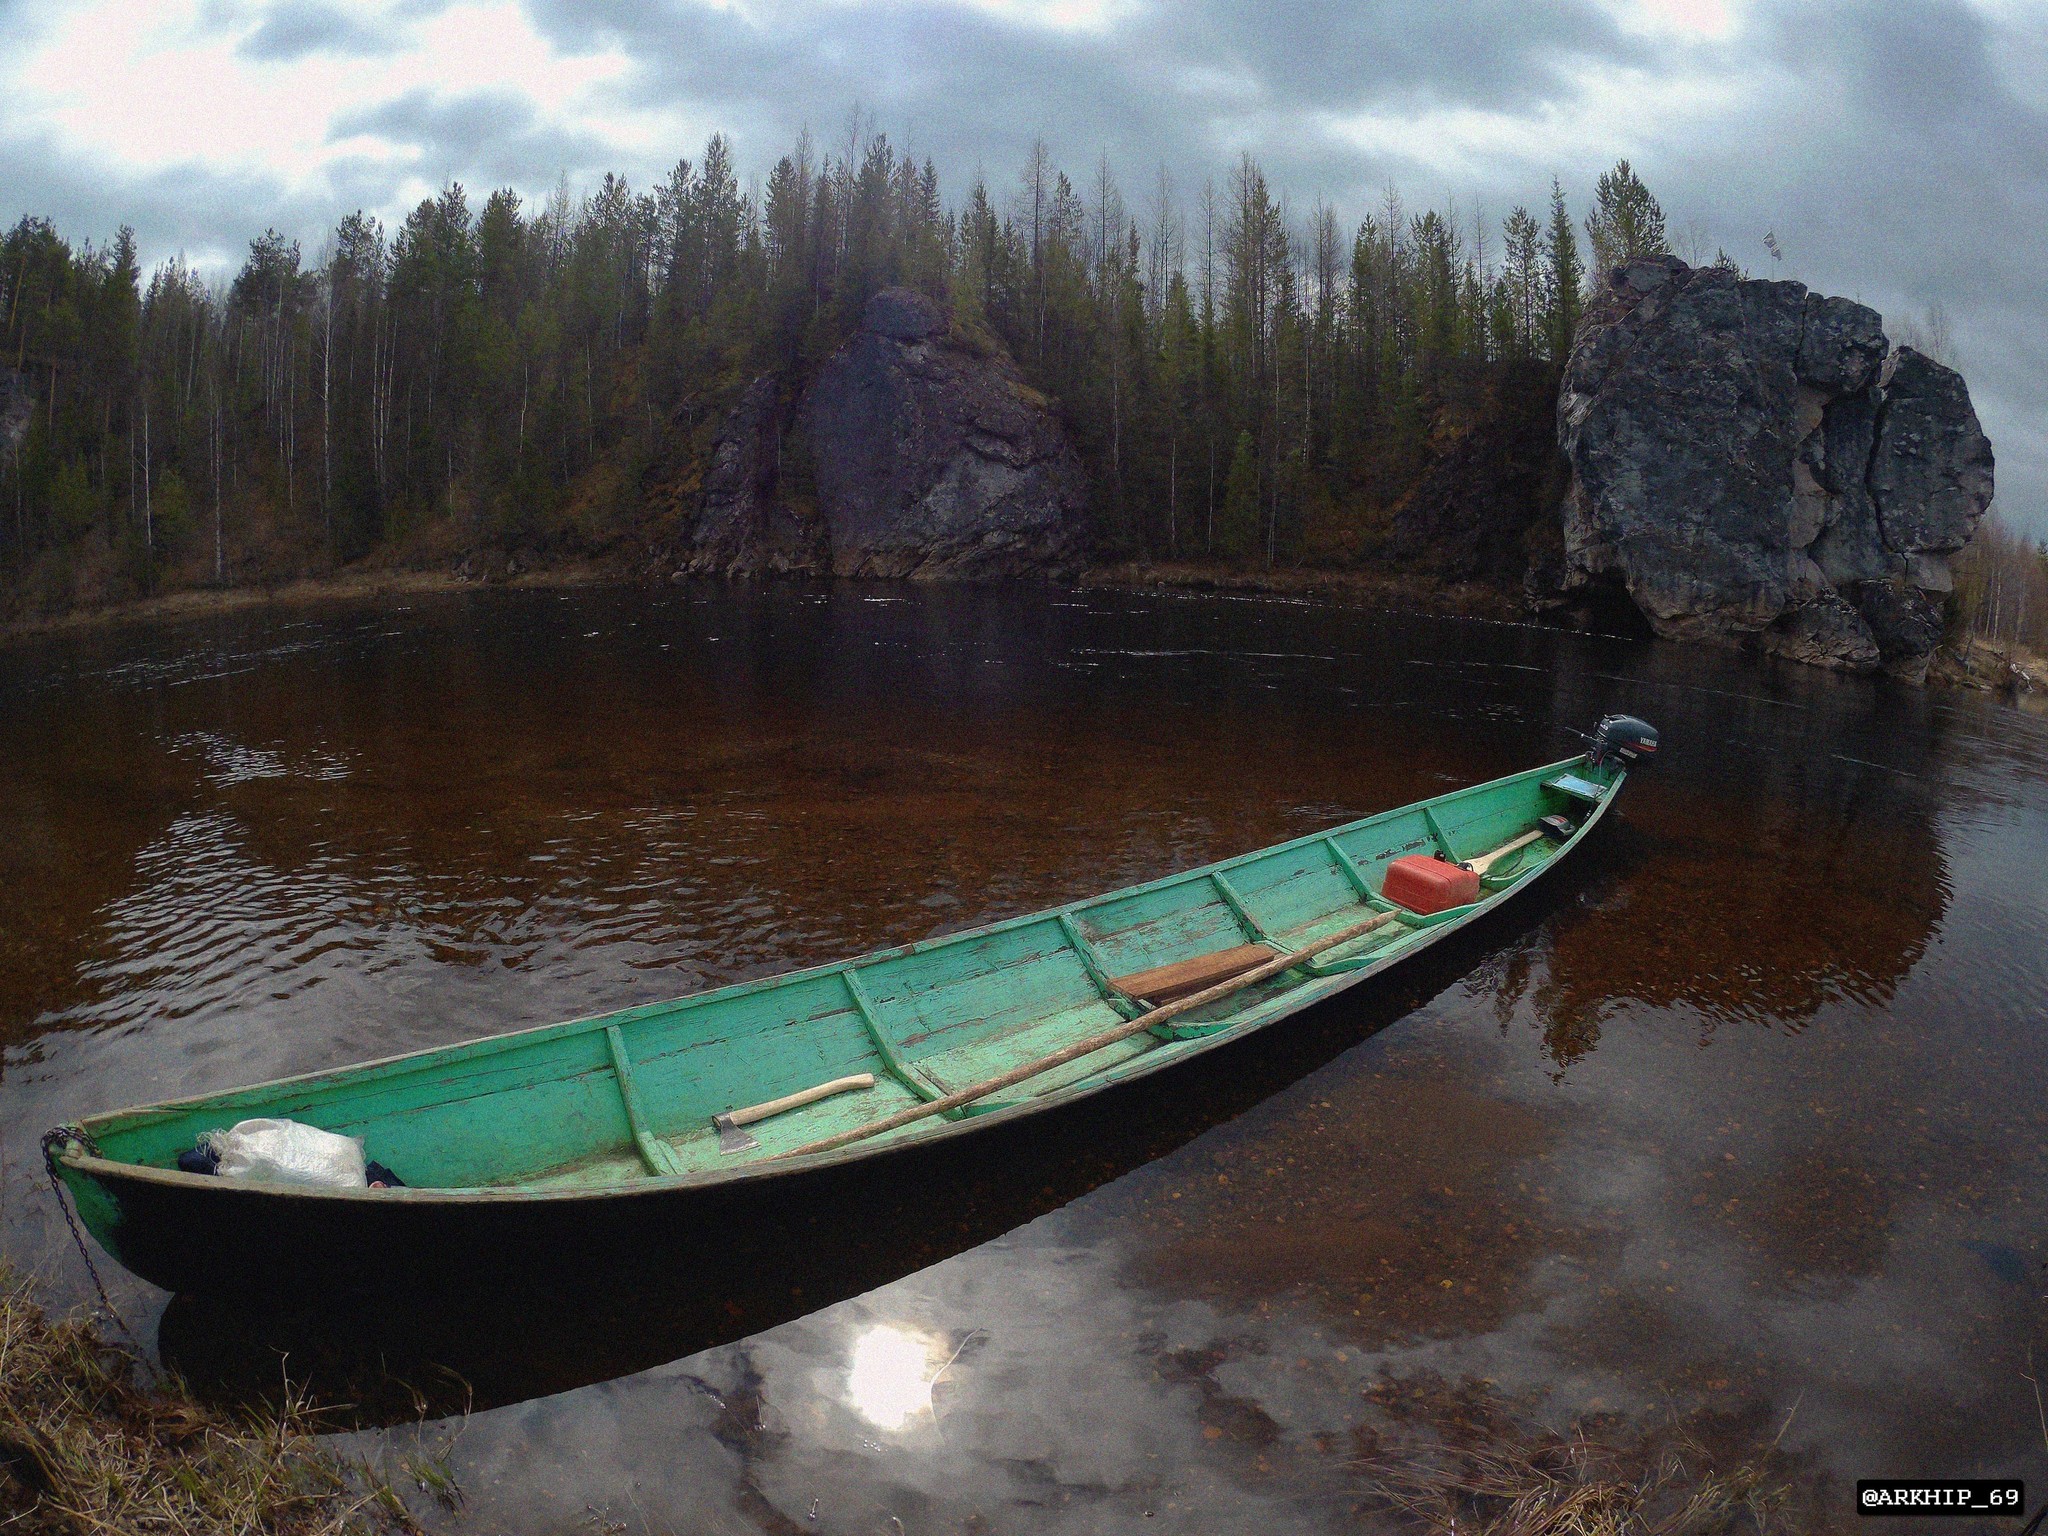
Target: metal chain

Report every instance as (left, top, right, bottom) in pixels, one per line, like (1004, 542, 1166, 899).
(38, 1127, 140, 1346)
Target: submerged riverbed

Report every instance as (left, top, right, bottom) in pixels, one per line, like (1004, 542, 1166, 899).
(3, 582, 2044, 1533)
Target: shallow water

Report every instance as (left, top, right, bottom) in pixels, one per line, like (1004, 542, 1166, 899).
(2, 582, 2044, 1533)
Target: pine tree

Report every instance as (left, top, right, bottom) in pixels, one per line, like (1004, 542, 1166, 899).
(1543, 180, 1583, 362)
(1501, 206, 1543, 356)
(1584, 160, 1668, 274)
(1218, 429, 1258, 556)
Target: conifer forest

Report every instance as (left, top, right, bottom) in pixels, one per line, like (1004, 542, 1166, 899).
(0, 130, 1683, 613)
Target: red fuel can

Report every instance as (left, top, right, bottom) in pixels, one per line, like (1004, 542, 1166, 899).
(1382, 854, 1480, 915)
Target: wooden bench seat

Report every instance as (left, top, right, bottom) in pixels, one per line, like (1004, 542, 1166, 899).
(1110, 943, 1278, 1005)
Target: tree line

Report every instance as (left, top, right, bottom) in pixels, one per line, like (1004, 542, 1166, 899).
(0, 127, 1685, 609)
(1953, 512, 2048, 665)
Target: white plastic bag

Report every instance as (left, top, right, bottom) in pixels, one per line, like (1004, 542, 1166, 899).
(206, 1118, 367, 1189)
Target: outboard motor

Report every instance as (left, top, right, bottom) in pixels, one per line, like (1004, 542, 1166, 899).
(1589, 714, 1659, 767)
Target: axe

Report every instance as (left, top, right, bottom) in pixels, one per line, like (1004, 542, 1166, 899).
(714, 1073, 877, 1154)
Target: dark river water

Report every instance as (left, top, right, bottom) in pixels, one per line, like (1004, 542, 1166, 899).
(3, 582, 2045, 1534)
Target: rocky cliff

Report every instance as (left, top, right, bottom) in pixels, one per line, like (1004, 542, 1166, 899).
(674, 288, 1088, 579)
(666, 272, 1995, 681)
(1556, 256, 1994, 678)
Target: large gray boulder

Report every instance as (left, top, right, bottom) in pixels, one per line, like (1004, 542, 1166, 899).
(676, 288, 1087, 579)
(1556, 256, 1994, 678)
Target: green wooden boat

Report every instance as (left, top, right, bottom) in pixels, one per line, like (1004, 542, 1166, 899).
(47, 718, 1654, 1302)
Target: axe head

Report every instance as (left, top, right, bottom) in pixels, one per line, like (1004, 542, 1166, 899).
(714, 1113, 759, 1155)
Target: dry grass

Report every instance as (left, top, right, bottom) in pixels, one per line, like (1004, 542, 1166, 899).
(1356, 1431, 1791, 1535)
(1931, 634, 2046, 694)
(0, 1267, 452, 1536)
(1349, 1375, 1797, 1536)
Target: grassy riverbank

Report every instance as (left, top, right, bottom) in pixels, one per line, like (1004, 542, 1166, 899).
(1930, 636, 2047, 695)
(0, 558, 628, 645)
(0, 1267, 451, 1534)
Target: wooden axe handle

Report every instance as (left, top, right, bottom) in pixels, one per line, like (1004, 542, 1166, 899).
(727, 1073, 875, 1127)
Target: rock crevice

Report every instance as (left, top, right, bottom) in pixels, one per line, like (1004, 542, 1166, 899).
(1556, 256, 1993, 678)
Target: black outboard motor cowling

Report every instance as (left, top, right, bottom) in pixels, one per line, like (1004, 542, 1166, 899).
(1589, 714, 1658, 767)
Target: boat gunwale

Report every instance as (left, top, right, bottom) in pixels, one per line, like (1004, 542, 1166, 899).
(56, 756, 1620, 1204)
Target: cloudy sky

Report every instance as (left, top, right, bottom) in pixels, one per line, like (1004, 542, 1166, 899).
(2, 0, 2043, 531)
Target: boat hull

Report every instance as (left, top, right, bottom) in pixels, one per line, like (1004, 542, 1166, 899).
(56, 770, 1621, 1304)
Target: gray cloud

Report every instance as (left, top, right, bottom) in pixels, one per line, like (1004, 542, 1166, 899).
(329, 89, 617, 189)
(1143, 0, 1644, 113)
(0, 126, 329, 270)
(525, 0, 1638, 182)
(238, 0, 400, 60)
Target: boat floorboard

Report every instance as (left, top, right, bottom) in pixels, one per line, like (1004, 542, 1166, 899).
(918, 1001, 1157, 1106)
(521, 1001, 1168, 1187)
(1282, 901, 1407, 955)
(518, 1074, 939, 1188)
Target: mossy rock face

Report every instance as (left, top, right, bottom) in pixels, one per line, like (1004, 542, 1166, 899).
(673, 288, 1087, 580)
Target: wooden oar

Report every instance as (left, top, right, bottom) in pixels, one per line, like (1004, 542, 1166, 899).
(779, 908, 1403, 1161)
(780, 822, 1550, 1162)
